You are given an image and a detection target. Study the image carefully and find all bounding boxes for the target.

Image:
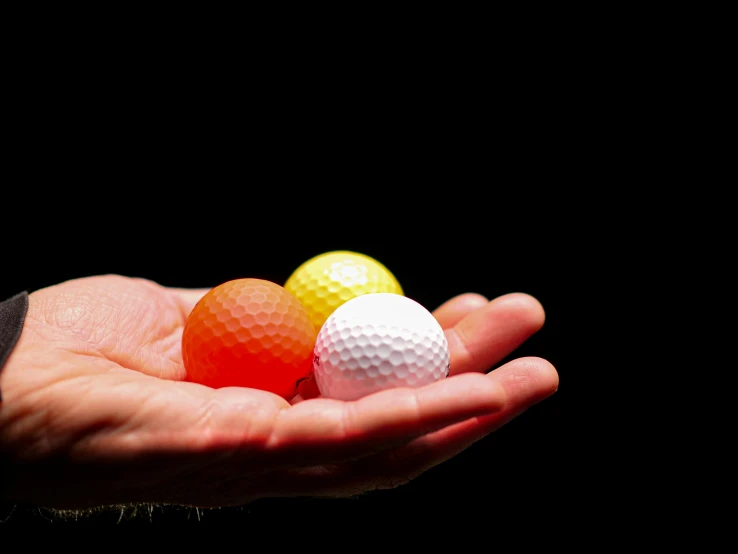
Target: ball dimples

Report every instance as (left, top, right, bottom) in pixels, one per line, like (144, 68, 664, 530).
(182, 278, 317, 400)
(284, 250, 403, 331)
(313, 293, 450, 401)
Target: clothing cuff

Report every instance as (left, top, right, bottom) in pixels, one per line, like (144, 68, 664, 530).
(0, 291, 29, 401)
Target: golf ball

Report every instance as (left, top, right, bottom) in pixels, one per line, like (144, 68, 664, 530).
(313, 293, 450, 401)
(284, 250, 403, 331)
(182, 278, 317, 400)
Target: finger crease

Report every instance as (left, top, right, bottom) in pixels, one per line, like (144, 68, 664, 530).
(446, 327, 475, 369)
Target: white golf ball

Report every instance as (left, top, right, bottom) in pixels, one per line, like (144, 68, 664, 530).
(313, 292, 450, 401)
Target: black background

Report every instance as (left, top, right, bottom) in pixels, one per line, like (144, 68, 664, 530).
(0, 83, 596, 532)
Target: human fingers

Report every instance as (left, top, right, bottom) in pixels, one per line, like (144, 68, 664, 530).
(432, 293, 489, 329)
(262, 372, 505, 468)
(238, 357, 558, 500)
(446, 293, 545, 376)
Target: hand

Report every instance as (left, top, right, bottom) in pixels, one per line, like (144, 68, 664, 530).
(0, 275, 558, 510)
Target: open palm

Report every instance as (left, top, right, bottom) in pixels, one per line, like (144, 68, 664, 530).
(0, 275, 558, 510)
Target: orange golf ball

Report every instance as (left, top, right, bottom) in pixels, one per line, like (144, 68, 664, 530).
(182, 278, 317, 400)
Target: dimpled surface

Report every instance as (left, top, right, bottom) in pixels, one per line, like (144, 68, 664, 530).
(284, 251, 403, 331)
(313, 293, 450, 401)
(182, 278, 317, 400)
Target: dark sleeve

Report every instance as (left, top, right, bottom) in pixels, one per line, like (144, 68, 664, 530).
(0, 291, 29, 401)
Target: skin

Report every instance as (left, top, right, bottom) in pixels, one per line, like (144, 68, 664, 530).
(0, 275, 558, 510)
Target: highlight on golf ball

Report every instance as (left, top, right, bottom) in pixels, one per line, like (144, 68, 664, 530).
(284, 250, 403, 331)
(312, 292, 450, 401)
(181, 278, 317, 400)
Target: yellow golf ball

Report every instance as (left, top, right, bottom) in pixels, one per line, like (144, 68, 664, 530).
(285, 250, 403, 330)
